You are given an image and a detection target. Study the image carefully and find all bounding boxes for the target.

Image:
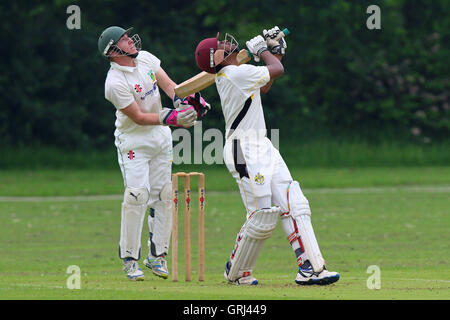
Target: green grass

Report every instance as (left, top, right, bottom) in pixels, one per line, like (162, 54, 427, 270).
(1, 139, 449, 169)
(1, 166, 450, 196)
(281, 139, 450, 167)
(0, 167, 449, 300)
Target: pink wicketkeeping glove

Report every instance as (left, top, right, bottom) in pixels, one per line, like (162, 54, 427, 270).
(186, 92, 211, 117)
(159, 105, 197, 128)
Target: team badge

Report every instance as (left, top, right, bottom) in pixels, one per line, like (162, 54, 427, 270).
(147, 70, 156, 82)
(254, 173, 265, 185)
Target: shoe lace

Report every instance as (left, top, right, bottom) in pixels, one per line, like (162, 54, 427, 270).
(299, 260, 315, 277)
(123, 259, 133, 271)
(125, 260, 140, 273)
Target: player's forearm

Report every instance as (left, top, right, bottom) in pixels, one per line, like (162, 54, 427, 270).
(261, 51, 284, 80)
(260, 54, 283, 94)
(162, 82, 177, 101)
(131, 112, 161, 126)
(120, 101, 161, 125)
(156, 67, 177, 99)
(260, 79, 275, 94)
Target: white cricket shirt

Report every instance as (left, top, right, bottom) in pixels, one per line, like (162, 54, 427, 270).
(105, 50, 162, 134)
(215, 64, 270, 140)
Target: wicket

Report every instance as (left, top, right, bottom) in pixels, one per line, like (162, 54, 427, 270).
(171, 172, 205, 282)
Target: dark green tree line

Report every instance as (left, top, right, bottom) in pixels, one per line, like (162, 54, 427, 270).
(0, 0, 448, 149)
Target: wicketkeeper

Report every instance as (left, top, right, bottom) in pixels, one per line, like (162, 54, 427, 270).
(98, 26, 211, 281)
(195, 27, 339, 285)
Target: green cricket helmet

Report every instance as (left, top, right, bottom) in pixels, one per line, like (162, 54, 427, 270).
(98, 26, 141, 58)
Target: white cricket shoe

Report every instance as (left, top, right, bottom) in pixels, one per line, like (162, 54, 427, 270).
(122, 258, 144, 281)
(224, 261, 259, 286)
(295, 262, 339, 285)
(232, 275, 259, 286)
(144, 256, 169, 279)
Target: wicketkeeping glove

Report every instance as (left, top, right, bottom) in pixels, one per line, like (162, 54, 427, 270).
(246, 35, 268, 62)
(263, 26, 287, 55)
(186, 92, 211, 118)
(159, 105, 197, 128)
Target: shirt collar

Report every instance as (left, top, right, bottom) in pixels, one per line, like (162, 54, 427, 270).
(110, 60, 138, 73)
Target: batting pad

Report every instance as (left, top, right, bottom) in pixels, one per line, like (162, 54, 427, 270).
(288, 181, 325, 272)
(119, 187, 149, 260)
(148, 182, 172, 257)
(226, 207, 280, 281)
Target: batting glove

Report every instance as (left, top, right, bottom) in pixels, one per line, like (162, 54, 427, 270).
(159, 105, 197, 128)
(173, 94, 188, 109)
(246, 35, 268, 62)
(263, 26, 287, 55)
(186, 92, 211, 118)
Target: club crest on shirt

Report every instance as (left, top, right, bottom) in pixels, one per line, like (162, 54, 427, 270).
(147, 70, 156, 83)
(254, 173, 265, 185)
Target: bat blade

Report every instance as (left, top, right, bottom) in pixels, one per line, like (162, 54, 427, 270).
(236, 48, 251, 64)
(174, 71, 215, 98)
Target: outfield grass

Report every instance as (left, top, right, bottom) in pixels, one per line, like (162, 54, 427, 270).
(1, 166, 450, 196)
(0, 167, 449, 300)
(1, 139, 449, 170)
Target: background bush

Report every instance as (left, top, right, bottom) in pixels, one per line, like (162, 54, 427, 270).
(0, 0, 448, 153)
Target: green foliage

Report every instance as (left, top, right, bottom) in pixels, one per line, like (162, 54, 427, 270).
(0, 0, 448, 150)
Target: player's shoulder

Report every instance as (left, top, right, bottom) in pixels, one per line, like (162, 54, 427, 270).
(137, 50, 152, 59)
(220, 64, 249, 76)
(222, 64, 267, 80)
(105, 68, 123, 83)
(105, 68, 127, 91)
(137, 50, 160, 65)
(223, 64, 256, 72)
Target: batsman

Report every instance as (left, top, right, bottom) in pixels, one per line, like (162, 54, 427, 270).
(98, 26, 211, 281)
(195, 27, 340, 285)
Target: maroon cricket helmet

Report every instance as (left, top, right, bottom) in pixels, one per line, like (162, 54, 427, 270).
(195, 32, 219, 74)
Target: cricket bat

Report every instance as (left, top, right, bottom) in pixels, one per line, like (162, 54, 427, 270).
(174, 28, 290, 97)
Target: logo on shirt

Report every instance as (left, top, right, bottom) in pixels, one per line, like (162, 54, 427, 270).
(147, 70, 156, 82)
(140, 83, 158, 100)
(134, 84, 142, 93)
(254, 173, 265, 185)
(128, 150, 135, 160)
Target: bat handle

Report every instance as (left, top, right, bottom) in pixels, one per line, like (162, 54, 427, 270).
(274, 28, 290, 41)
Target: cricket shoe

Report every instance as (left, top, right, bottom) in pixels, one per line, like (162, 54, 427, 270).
(295, 261, 339, 286)
(224, 261, 258, 286)
(144, 256, 169, 279)
(122, 258, 144, 281)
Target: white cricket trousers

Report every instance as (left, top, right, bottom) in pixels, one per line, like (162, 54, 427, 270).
(115, 126, 172, 199)
(223, 136, 293, 215)
(115, 125, 173, 259)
